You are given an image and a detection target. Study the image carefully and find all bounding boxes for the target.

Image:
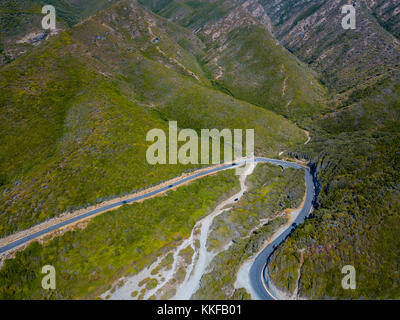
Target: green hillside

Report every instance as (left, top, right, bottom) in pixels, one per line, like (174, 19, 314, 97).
(0, 0, 118, 66)
(139, 0, 327, 125)
(260, 0, 400, 299)
(2, 0, 398, 301)
(0, 169, 240, 299)
(0, 0, 306, 237)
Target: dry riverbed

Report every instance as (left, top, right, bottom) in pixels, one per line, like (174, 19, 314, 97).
(102, 163, 256, 300)
(102, 162, 305, 300)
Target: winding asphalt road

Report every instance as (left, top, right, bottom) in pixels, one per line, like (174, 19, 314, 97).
(0, 157, 315, 301)
(250, 159, 315, 300)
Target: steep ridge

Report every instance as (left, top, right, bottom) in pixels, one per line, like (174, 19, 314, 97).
(260, 0, 400, 92)
(139, 0, 328, 124)
(258, 0, 400, 132)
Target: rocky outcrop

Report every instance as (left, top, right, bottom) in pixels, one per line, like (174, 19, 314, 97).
(258, 0, 400, 93)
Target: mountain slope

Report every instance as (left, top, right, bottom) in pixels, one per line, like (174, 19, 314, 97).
(3, 0, 399, 301)
(256, 0, 400, 299)
(139, 0, 328, 125)
(0, 0, 118, 66)
(260, 0, 400, 92)
(0, 0, 306, 237)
